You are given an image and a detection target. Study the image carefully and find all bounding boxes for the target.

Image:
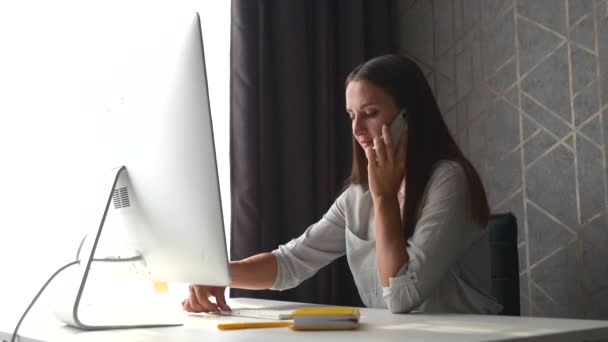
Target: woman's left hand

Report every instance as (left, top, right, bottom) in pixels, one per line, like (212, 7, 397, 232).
(365, 124, 408, 202)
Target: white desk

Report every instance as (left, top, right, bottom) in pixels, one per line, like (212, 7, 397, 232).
(2, 297, 608, 342)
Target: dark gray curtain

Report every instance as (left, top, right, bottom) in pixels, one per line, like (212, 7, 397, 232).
(229, 0, 394, 306)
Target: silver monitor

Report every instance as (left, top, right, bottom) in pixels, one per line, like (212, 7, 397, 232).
(53, 11, 230, 330)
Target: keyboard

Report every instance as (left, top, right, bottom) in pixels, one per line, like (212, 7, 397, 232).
(215, 308, 294, 320)
(212, 303, 321, 320)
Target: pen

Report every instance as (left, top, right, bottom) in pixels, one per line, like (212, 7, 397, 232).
(217, 321, 293, 330)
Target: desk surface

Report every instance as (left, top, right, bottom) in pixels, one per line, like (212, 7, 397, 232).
(2, 297, 608, 342)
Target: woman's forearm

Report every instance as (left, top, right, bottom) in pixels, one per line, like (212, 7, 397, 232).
(229, 252, 278, 290)
(374, 198, 409, 287)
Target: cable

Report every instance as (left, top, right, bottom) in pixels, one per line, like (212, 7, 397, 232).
(75, 234, 87, 260)
(10, 260, 79, 342)
(9, 255, 143, 342)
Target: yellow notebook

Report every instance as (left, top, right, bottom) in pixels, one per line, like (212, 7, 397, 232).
(290, 307, 360, 331)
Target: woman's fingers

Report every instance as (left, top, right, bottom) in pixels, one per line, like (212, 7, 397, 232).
(365, 145, 377, 167)
(183, 300, 195, 312)
(188, 286, 205, 312)
(190, 285, 219, 313)
(184, 285, 231, 313)
(382, 124, 395, 162)
(373, 136, 386, 165)
(214, 289, 232, 312)
(183, 296, 201, 313)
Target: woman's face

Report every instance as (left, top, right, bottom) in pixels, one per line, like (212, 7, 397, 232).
(345, 79, 400, 150)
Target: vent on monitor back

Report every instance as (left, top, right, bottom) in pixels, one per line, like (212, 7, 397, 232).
(113, 187, 131, 209)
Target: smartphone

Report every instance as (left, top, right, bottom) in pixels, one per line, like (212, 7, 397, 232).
(387, 108, 408, 145)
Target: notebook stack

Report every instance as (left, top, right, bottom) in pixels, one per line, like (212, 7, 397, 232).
(290, 307, 360, 331)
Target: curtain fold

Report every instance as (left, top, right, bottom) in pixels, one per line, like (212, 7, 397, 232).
(230, 0, 393, 306)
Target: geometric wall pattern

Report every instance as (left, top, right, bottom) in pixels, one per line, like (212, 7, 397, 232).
(395, 0, 608, 318)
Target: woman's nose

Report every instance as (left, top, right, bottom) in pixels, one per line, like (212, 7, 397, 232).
(352, 117, 365, 134)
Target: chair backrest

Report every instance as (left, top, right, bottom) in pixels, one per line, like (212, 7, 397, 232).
(487, 213, 520, 316)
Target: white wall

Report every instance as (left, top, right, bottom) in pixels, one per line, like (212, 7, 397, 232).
(0, 0, 230, 321)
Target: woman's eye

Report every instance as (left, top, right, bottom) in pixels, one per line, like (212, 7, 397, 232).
(346, 111, 376, 120)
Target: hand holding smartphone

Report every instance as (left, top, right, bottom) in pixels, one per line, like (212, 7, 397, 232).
(387, 108, 408, 145)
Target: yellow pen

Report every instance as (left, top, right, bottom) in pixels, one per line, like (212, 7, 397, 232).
(217, 321, 292, 330)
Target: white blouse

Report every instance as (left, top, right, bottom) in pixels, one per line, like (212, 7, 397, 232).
(271, 160, 503, 314)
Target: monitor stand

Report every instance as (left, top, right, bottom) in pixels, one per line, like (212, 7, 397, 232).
(54, 166, 184, 330)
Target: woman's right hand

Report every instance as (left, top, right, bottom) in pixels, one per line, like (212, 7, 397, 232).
(182, 284, 231, 313)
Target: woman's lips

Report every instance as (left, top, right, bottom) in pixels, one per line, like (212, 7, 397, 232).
(359, 139, 372, 148)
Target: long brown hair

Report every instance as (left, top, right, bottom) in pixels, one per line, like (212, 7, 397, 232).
(345, 54, 490, 239)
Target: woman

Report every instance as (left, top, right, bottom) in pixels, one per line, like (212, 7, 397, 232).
(183, 54, 502, 314)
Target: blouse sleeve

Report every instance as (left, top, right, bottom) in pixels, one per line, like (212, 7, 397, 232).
(382, 161, 482, 313)
(270, 188, 350, 291)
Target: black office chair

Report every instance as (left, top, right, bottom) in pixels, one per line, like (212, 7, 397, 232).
(488, 213, 520, 316)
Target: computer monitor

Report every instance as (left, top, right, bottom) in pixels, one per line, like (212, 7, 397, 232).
(52, 11, 230, 329)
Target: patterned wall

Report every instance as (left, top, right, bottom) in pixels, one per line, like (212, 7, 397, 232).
(394, 0, 608, 318)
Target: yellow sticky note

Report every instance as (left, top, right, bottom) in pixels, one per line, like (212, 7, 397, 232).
(153, 281, 169, 293)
